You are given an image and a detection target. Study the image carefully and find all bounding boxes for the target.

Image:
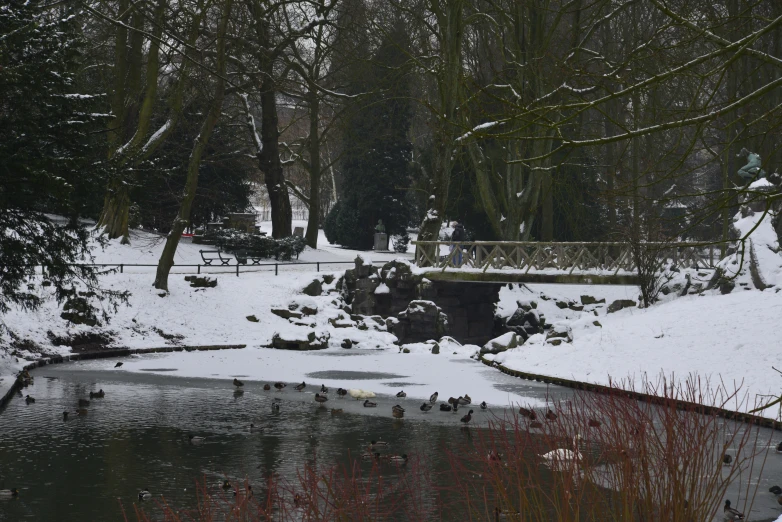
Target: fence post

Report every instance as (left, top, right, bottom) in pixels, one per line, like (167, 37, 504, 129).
(198, 264, 201, 274)
(236, 264, 239, 277)
(317, 262, 320, 272)
(275, 264, 278, 276)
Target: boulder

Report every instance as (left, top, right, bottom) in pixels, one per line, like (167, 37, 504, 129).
(246, 315, 259, 323)
(567, 303, 584, 311)
(580, 295, 605, 305)
(271, 308, 303, 320)
(271, 330, 330, 350)
(555, 301, 569, 309)
(607, 299, 636, 314)
(392, 300, 449, 344)
(302, 279, 323, 297)
(341, 338, 353, 349)
(61, 297, 98, 327)
(322, 274, 335, 285)
(546, 323, 573, 345)
(481, 332, 521, 354)
(431, 343, 440, 354)
(185, 276, 217, 288)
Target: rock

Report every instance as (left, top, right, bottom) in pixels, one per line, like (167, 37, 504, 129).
(592, 320, 602, 328)
(481, 332, 521, 354)
(341, 339, 353, 349)
(187, 276, 217, 288)
(431, 343, 440, 354)
(328, 315, 355, 328)
(61, 297, 99, 327)
(546, 323, 573, 344)
(555, 301, 569, 309)
(607, 299, 636, 314)
(402, 348, 410, 353)
(302, 279, 323, 297)
(271, 308, 303, 320)
(322, 274, 335, 284)
(393, 300, 449, 344)
(580, 295, 605, 305)
(271, 330, 330, 350)
(567, 303, 584, 311)
(515, 299, 537, 311)
(246, 315, 259, 323)
(300, 304, 318, 316)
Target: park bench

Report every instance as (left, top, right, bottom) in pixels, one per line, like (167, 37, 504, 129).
(235, 250, 264, 265)
(199, 250, 232, 266)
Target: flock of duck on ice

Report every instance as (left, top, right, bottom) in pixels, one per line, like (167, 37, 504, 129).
(6, 366, 782, 520)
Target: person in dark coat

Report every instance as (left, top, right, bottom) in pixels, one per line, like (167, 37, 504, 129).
(450, 221, 465, 266)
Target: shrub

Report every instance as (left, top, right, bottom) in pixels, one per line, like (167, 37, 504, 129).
(392, 233, 411, 253)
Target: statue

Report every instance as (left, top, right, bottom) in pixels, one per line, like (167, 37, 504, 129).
(375, 219, 386, 233)
(737, 148, 766, 182)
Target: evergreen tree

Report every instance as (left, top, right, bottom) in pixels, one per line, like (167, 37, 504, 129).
(324, 27, 413, 250)
(0, 0, 116, 314)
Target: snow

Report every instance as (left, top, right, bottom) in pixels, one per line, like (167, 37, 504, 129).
(374, 283, 390, 295)
(749, 178, 774, 189)
(491, 284, 782, 418)
(718, 211, 782, 289)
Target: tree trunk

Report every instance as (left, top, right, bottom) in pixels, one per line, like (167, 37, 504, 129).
(305, 91, 321, 248)
(258, 75, 292, 239)
(154, 0, 232, 291)
(417, 0, 466, 261)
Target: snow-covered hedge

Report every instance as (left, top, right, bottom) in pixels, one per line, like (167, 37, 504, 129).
(207, 230, 306, 261)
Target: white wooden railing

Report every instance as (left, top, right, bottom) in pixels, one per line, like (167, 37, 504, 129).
(412, 241, 725, 274)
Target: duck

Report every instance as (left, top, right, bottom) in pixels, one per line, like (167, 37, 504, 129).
(274, 382, 286, 391)
(723, 499, 744, 520)
(463, 394, 472, 404)
(392, 404, 405, 413)
(114, 362, 123, 368)
(138, 488, 152, 500)
(588, 418, 601, 428)
(314, 393, 328, 405)
(320, 384, 329, 393)
(294, 382, 306, 392)
(389, 454, 408, 463)
(77, 408, 89, 416)
(263, 384, 271, 391)
(0, 489, 19, 498)
(457, 396, 470, 406)
(392, 409, 404, 419)
(396, 390, 407, 398)
(493, 507, 521, 520)
(361, 452, 381, 461)
(447, 397, 458, 406)
(63, 411, 69, 420)
(249, 423, 263, 433)
(545, 409, 557, 421)
(519, 407, 536, 420)
(189, 435, 205, 445)
(331, 408, 343, 415)
(78, 399, 90, 407)
(460, 410, 474, 424)
(769, 485, 782, 495)
(777, 494, 782, 507)
(25, 395, 35, 404)
(271, 402, 280, 413)
(480, 401, 487, 410)
(222, 480, 232, 490)
(722, 454, 732, 465)
(233, 378, 244, 387)
(429, 391, 438, 404)
(529, 421, 543, 429)
(337, 388, 348, 399)
(370, 440, 390, 449)
(90, 389, 105, 399)
(420, 403, 433, 412)
(363, 399, 377, 408)
(439, 404, 452, 412)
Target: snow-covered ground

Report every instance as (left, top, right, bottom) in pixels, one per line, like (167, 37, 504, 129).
(3, 216, 782, 421)
(489, 283, 782, 416)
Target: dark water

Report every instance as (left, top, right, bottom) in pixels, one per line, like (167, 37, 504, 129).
(1, 365, 781, 521)
(0, 367, 500, 521)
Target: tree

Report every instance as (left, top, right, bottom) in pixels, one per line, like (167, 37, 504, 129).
(0, 0, 121, 314)
(153, 0, 233, 291)
(324, 25, 414, 250)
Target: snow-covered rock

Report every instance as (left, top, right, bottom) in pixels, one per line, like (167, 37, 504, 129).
(482, 332, 521, 354)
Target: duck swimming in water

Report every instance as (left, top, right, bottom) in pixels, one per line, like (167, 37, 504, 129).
(0, 489, 19, 498)
(189, 435, 205, 445)
(25, 395, 35, 404)
(138, 488, 152, 500)
(363, 399, 377, 408)
(396, 390, 406, 398)
(420, 402, 433, 412)
(263, 384, 271, 391)
(314, 393, 328, 405)
(389, 454, 408, 463)
(233, 378, 244, 387)
(294, 382, 306, 392)
(320, 384, 329, 393)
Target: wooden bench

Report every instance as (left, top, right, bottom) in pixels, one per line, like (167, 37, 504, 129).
(199, 250, 232, 266)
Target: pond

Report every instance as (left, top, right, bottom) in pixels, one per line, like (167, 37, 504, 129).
(0, 362, 780, 521)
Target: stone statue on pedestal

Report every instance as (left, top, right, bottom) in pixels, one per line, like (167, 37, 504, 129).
(737, 148, 766, 182)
